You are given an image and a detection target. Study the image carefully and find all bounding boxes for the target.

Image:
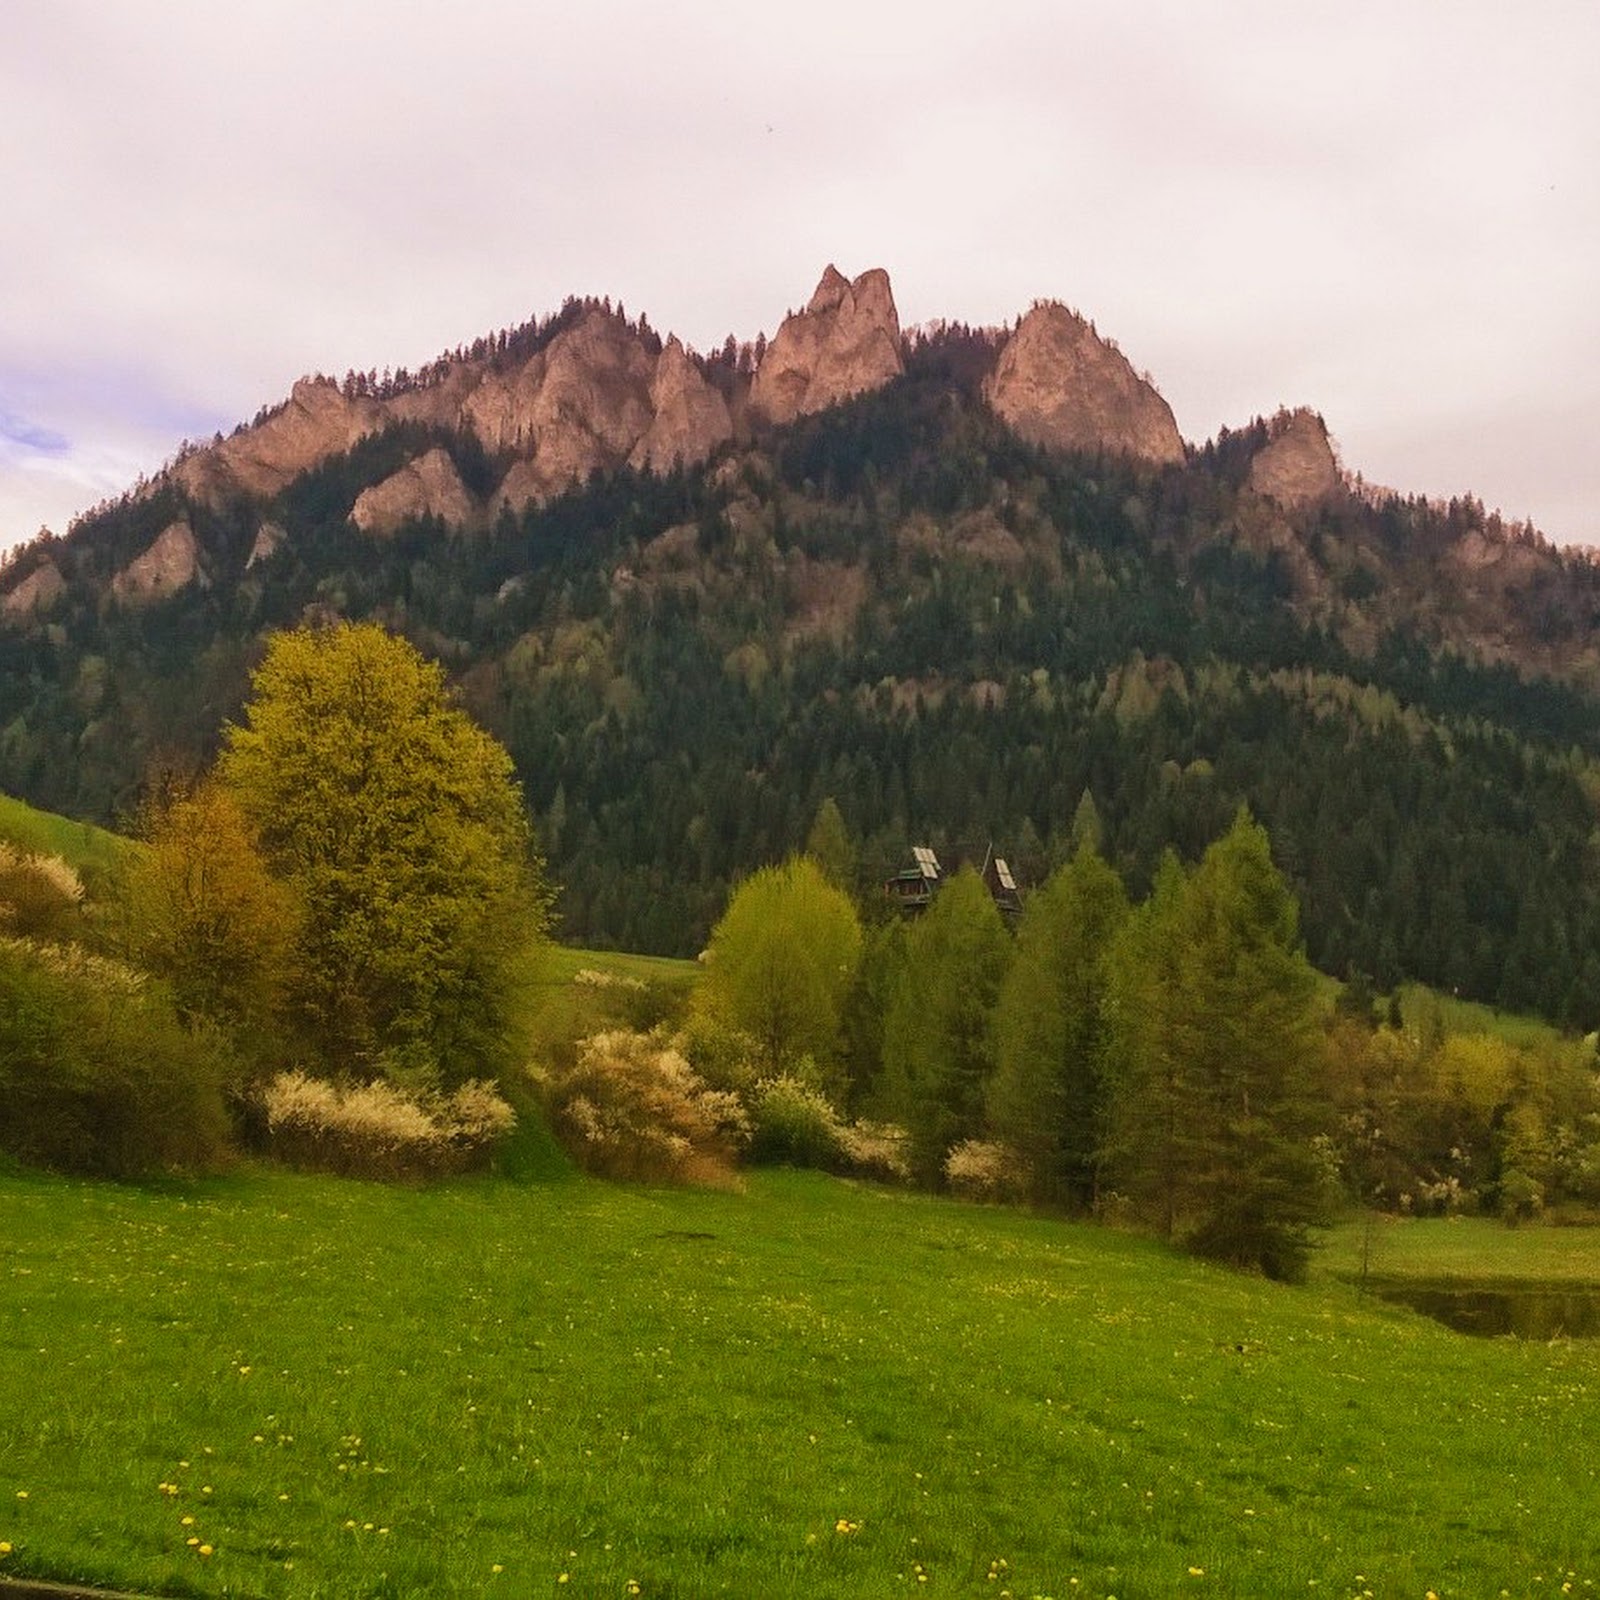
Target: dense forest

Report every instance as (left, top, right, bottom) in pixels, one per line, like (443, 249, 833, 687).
(4, 329, 1600, 1024)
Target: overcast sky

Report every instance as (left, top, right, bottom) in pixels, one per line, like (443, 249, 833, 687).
(3, 0, 1596, 554)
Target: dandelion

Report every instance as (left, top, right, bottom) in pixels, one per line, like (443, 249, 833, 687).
(0, 1542, 11, 1556)
(198, 1544, 213, 1557)
(1190, 1569, 1206, 1578)
(181, 1515, 195, 1527)
(492, 1563, 503, 1574)
(14, 1492, 27, 1501)
(558, 1575, 569, 1585)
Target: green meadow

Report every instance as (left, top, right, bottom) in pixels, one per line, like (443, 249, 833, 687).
(2, 1164, 1596, 1600)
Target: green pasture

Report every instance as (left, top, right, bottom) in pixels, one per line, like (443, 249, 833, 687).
(1, 1166, 1596, 1600)
(1320, 1213, 1600, 1285)
(0, 791, 128, 881)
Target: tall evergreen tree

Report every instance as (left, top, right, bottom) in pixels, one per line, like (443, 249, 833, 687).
(877, 867, 1013, 1187)
(1106, 812, 1332, 1279)
(989, 844, 1128, 1209)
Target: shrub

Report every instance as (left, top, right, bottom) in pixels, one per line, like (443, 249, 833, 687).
(837, 1120, 913, 1184)
(750, 1075, 852, 1170)
(259, 1071, 516, 1180)
(944, 1139, 1029, 1203)
(0, 844, 85, 942)
(0, 935, 232, 1178)
(539, 1029, 750, 1186)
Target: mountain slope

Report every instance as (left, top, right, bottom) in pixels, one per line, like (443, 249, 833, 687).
(2, 270, 1599, 1020)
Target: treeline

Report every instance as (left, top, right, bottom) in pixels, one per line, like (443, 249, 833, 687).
(678, 807, 1600, 1280)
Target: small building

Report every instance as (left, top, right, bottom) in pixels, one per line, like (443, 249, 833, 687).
(884, 844, 943, 913)
(884, 842, 1023, 920)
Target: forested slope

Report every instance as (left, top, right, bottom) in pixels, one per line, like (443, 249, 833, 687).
(4, 328, 1600, 1020)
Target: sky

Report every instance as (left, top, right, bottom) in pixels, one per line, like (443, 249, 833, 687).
(3, 0, 1597, 554)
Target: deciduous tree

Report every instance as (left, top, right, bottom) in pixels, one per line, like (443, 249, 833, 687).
(220, 623, 548, 1086)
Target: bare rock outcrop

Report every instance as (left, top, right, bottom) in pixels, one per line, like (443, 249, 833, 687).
(246, 521, 286, 569)
(1248, 408, 1341, 510)
(629, 336, 733, 473)
(350, 448, 477, 536)
(983, 302, 1185, 467)
(176, 378, 381, 502)
(491, 311, 657, 514)
(1, 557, 66, 619)
(113, 520, 206, 604)
(749, 265, 903, 427)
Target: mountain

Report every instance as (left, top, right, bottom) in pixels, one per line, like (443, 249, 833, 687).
(4, 266, 1600, 1022)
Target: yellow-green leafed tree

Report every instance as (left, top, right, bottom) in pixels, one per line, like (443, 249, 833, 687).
(220, 623, 550, 1086)
(695, 855, 862, 1089)
(120, 777, 295, 1044)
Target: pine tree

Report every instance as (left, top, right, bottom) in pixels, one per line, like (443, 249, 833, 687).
(877, 868, 1012, 1187)
(989, 844, 1128, 1208)
(1105, 812, 1332, 1279)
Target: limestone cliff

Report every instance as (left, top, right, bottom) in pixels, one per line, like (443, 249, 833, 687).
(1248, 408, 1341, 510)
(629, 336, 733, 474)
(175, 379, 381, 502)
(112, 520, 206, 604)
(749, 265, 903, 426)
(350, 448, 477, 536)
(0, 557, 65, 619)
(983, 302, 1185, 467)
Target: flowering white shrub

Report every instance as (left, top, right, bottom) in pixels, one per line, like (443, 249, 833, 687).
(539, 1029, 750, 1186)
(944, 1139, 1029, 1202)
(838, 1120, 912, 1184)
(0, 845, 84, 939)
(260, 1071, 516, 1178)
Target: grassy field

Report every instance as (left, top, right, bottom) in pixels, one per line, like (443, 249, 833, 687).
(0, 791, 128, 880)
(1320, 1213, 1600, 1285)
(2, 1166, 1597, 1600)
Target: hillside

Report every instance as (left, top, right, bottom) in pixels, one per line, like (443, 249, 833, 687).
(3, 267, 1600, 1020)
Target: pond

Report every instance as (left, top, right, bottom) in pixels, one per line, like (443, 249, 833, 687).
(1368, 1280, 1600, 1339)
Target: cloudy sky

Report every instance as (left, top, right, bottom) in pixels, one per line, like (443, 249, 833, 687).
(3, 0, 1596, 553)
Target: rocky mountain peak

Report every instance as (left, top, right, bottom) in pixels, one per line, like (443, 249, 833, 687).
(629, 335, 733, 475)
(807, 264, 852, 314)
(750, 265, 904, 427)
(1248, 407, 1340, 510)
(982, 301, 1185, 468)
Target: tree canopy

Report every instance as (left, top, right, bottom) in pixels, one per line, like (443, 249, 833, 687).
(220, 622, 548, 1085)
(694, 854, 863, 1085)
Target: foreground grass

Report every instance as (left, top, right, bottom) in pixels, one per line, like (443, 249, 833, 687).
(1, 1168, 1597, 1600)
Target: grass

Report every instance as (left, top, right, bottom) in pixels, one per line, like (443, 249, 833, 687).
(1, 1167, 1597, 1600)
(0, 791, 129, 881)
(1320, 1213, 1600, 1285)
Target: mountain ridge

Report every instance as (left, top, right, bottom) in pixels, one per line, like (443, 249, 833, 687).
(3, 266, 1600, 1019)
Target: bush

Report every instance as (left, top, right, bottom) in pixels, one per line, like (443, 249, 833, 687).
(539, 1029, 750, 1186)
(944, 1139, 1029, 1203)
(0, 844, 85, 942)
(0, 936, 232, 1178)
(750, 1075, 852, 1169)
(260, 1071, 516, 1180)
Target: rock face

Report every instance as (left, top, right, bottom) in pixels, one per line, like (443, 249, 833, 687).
(246, 521, 286, 569)
(351, 448, 477, 536)
(983, 302, 1185, 467)
(749, 265, 903, 426)
(176, 379, 380, 502)
(629, 336, 733, 474)
(1, 557, 66, 619)
(1248, 408, 1340, 510)
(113, 520, 205, 604)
